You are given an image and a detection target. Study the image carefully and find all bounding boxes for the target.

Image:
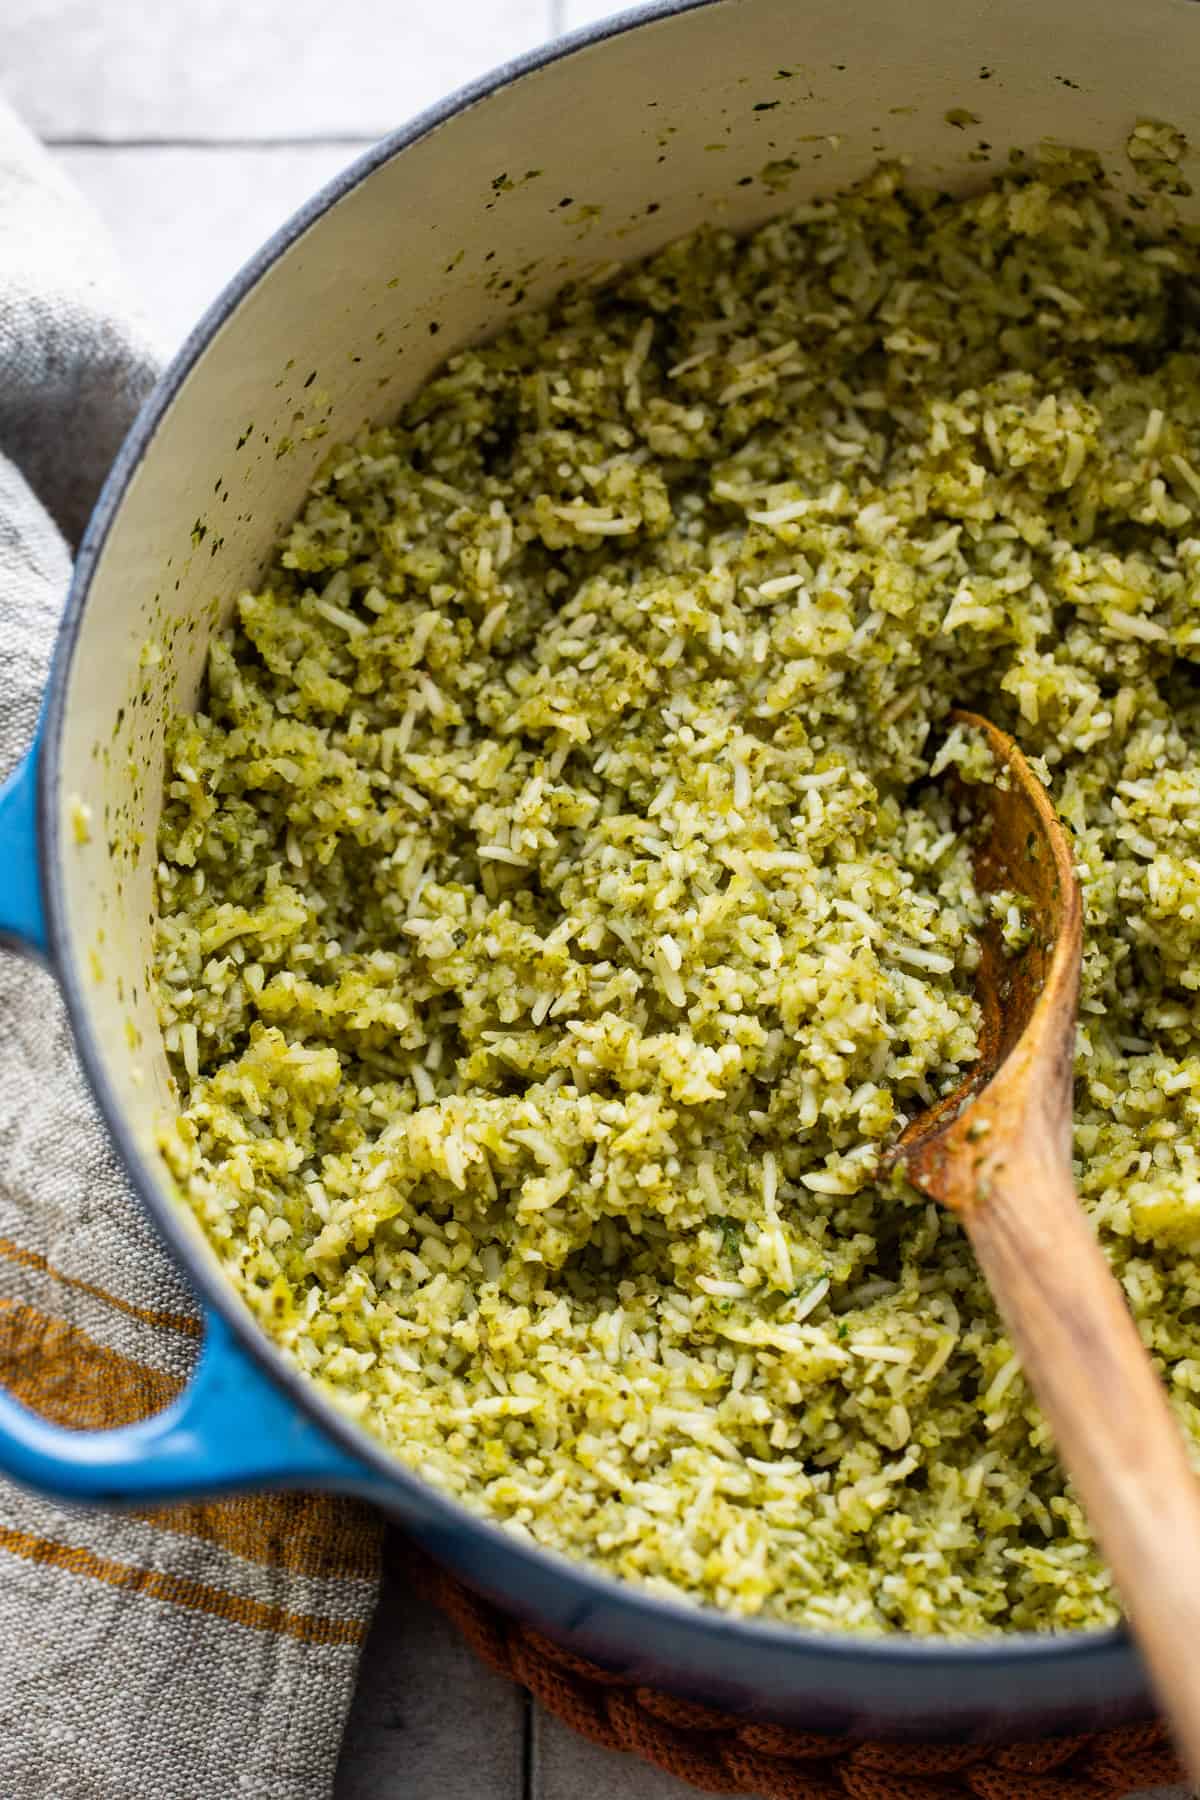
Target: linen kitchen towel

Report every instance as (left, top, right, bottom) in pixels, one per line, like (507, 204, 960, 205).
(0, 95, 382, 1800)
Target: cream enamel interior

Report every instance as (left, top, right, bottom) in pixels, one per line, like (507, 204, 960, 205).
(54, 0, 1200, 1324)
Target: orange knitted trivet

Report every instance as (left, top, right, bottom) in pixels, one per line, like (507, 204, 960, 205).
(397, 1543, 1186, 1800)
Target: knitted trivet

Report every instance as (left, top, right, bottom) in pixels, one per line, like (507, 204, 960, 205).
(397, 1544, 1185, 1800)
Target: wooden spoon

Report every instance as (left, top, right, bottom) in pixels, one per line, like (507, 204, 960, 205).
(888, 708, 1200, 1777)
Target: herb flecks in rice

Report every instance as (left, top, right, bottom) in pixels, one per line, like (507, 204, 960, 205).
(156, 154, 1200, 1636)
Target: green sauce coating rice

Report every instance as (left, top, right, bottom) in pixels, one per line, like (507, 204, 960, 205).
(156, 152, 1200, 1635)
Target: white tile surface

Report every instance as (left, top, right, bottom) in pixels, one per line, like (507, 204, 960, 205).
(6, 0, 550, 142)
(333, 1560, 526, 1800)
(55, 143, 359, 349)
(561, 0, 630, 33)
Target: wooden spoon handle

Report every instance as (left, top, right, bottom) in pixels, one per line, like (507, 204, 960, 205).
(968, 1152, 1200, 1779)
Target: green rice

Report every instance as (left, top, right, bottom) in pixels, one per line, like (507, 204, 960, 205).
(155, 147, 1200, 1636)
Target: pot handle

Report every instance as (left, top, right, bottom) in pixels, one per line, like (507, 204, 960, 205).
(0, 1309, 373, 1503)
(0, 744, 49, 954)
(0, 741, 375, 1502)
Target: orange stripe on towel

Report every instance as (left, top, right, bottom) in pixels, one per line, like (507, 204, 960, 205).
(0, 1237, 202, 1336)
(0, 1300, 383, 1584)
(0, 1299, 178, 1425)
(139, 1495, 383, 1586)
(0, 1524, 367, 1645)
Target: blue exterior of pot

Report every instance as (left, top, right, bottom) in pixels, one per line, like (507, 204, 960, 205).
(2, 0, 1190, 1737)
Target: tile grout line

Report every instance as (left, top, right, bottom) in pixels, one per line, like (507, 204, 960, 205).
(523, 1690, 536, 1800)
(44, 133, 382, 151)
(44, 6, 572, 157)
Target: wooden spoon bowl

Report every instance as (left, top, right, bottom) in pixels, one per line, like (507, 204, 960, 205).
(887, 708, 1081, 1193)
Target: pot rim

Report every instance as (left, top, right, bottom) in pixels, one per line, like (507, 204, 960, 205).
(39, 0, 1132, 1678)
